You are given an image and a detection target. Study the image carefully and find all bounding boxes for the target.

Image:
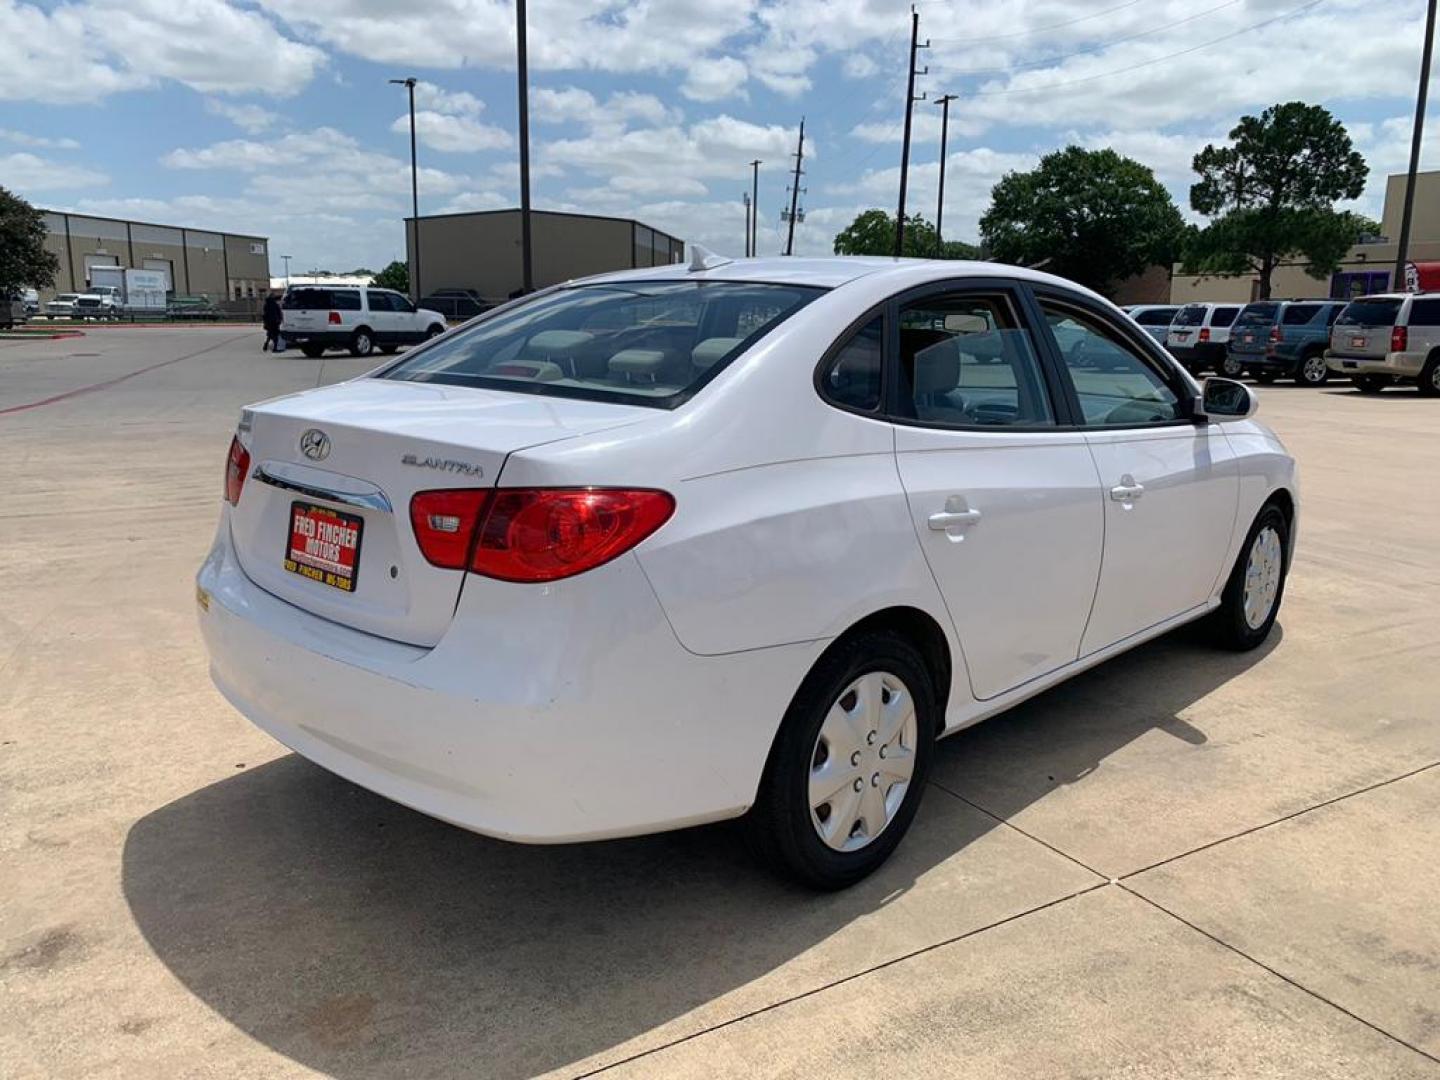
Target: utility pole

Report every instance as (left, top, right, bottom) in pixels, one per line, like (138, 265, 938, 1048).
(934, 93, 957, 257)
(748, 159, 762, 258)
(742, 192, 752, 257)
(388, 77, 421, 301)
(516, 0, 534, 294)
(281, 254, 292, 287)
(895, 7, 928, 258)
(784, 119, 806, 256)
(1395, 0, 1437, 289)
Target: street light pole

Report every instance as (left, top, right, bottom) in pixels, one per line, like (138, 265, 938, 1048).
(281, 254, 292, 287)
(748, 159, 761, 258)
(389, 77, 421, 302)
(516, 0, 534, 294)
(1394, 0, 1437, 289)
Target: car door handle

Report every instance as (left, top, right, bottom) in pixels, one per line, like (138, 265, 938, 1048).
(928, 509, 982, 529)
(1110, 477, 1145, 502)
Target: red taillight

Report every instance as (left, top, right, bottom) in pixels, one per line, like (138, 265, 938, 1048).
(1391, 325, 1408, 352)
(1269, 325, 1282, 343)
(410, 489, 490, 569)
(224, 436, 250, 506)
(328, 310, 341, 325)
(411, 487, 674, 582)
(1198, 327, 1211, 343)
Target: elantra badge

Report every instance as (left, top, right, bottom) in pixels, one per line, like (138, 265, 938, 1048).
(401, 453, 483, 477)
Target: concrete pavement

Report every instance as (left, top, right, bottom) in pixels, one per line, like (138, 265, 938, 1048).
(0, 329, 1437, 1078)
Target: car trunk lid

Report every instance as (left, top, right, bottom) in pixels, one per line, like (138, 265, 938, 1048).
(228, 378, 649, 645)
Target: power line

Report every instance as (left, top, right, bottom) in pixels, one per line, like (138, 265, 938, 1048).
(924, 0, 1147, 44)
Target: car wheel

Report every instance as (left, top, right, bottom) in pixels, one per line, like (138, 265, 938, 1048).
(350, 328, 375, 357)
(300, 343, 326, 359)
(1220, 355, 1244, 378)
(1211, 504, 1289, 651)
(426, 324, 445, 340)
(1297, 352, 1329, 386)
(1354, 375, 1386, 394)
(1418, 355, 1440, 398)
(746, 629, 936, 890)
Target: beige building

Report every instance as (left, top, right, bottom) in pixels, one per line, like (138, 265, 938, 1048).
(1170, 170, 1440, 303)
(39, 210, 270, 301)
(406, 209, 684, 302)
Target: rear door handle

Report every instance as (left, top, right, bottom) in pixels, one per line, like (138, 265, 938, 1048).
(1109, 474, 1145, 502)
(928, 495, 982, 531)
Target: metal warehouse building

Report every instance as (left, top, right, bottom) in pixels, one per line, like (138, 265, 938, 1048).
(406, 209, 684, 303)
(38, 210, 271, 302)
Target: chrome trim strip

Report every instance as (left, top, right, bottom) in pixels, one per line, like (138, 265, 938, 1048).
(254, 464, 393, 513)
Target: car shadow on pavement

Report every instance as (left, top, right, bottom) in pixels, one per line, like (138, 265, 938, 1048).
(121, 623, 1279, 1079)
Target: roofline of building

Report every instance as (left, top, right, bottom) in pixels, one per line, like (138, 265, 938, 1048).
(407, 207, 682, 244)
(39, 208, 268, 244)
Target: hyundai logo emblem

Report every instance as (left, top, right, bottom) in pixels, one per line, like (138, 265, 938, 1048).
(299, 428, 330, 461)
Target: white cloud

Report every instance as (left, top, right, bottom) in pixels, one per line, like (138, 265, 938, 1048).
(0, 128, 81, 150)
(414, 82, 486, 117)
(1, 152, 109, 190)
(394, 111, 512, 154)
(434, 190, 512, 214)
(682, 56, 748, 102)
(530, 86, 680, 129)
(841, 52, 877, 79)
(204, 98, 278, 133)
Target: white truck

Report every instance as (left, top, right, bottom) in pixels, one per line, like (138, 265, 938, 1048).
(89, 267, 169, 316)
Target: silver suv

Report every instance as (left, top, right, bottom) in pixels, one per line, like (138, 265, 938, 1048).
(1327, 293, 1440, 395)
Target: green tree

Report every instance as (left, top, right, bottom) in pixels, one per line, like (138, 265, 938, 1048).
(370, 260, 409, 292)
(979, 146, 1186, 295)
(833, 209, 982, 259)
(1184, 102, 1368, 299)
(0, 186, 60, 296)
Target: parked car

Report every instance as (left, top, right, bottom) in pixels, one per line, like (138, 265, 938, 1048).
(21, 288, 40, 315)
(1227, 299, 1346, 386)
(1123, 304, 1180, 342)
(1164, 303, 1241, 375)
(421, 288, 491, 322)
(2, 293, 27, 329)
(167, 295, 221, 320)
(1326, 292, 1440, 395)
(281, 285, 447, 358)
(73, 291, 119, 320)
(198, 256, 1296, 889)
(45, 292, 81, 319)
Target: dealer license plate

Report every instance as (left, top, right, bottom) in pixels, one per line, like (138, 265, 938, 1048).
(284, 501, 364, 592)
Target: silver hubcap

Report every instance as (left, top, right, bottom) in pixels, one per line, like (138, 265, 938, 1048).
(1242, 526, 1283, 630)
(1302, 356, 1327, 383)
(356, 334, 371, 354)
(1223, 357, 1242, 377)
(809, 671, 917, 852)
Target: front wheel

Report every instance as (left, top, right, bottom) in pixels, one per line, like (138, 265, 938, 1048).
(1220, 354, 1244, 378)
(746, 630, 936, 890)
(1211, 504, 1289, 651)
(1297, 352, 1329, 386)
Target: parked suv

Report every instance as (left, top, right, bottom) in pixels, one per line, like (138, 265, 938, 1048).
(1327, 293, 1440, 395)
(1165, 302, 1241, 375)
(1122, 304, 1179, 342)
(1227, 300, 1346, 386)
(420, 288, 490, 321)
(281, 286, 446, 358)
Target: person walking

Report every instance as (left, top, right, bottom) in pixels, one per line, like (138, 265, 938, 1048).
(262, 291, 284, 352)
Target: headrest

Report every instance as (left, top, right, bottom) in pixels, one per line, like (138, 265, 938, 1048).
(608, 349, 667, 376)
(526, 330, 593, 355)
(912, 340, 960, 395)
(691, 337, 743, 369)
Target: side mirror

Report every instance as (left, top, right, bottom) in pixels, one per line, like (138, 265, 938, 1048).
(1199, 377, 1259, 420)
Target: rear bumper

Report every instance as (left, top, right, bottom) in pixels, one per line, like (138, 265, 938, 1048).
(196, 516, 818, 843)
(1326, 350, 1425, 377)
(1166, 342, 1224, 368)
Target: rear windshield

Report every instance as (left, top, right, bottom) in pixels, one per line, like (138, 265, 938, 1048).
(1133, 308, 1176, 325)
(1236, 303, 1278, 326)
(1281, 304, 1321, 326)
(283, 288, 361, 311)
(381, 281, 825, 409)
(1173, 305, 1207, 326)
(1335, 298, 1403, 327)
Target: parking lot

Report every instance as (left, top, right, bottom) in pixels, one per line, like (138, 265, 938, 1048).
(1, 326, 1438, 1078)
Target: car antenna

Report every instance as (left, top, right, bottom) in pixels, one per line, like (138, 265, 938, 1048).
(687, 244, 733, 272)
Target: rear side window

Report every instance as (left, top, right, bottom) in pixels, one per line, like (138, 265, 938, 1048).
(820, 316, 883, 411)
(283, 288, 360, 311)
(1282, 304, 1321, 326)
(1408, 298, 1440, 326)
(1134, 308, 1176, 325)
(1336, 298, 1403, 326)
(1173, 306, 1207, 327)
(383, 281, 823, 409)
(1236, 303, 1278, 326)
(1212, 306, 1240, 326)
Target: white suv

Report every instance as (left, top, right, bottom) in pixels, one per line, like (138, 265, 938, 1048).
(1165, 302, 1242, 375)
(281, 286, 447, 359)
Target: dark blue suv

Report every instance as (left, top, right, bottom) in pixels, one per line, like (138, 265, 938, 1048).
(1227, 300, 1347, 386)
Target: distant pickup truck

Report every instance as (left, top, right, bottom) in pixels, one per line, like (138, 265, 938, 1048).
(166, 295, 221, 320)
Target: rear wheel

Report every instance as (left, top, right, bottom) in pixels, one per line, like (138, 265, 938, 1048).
(1418, 355, 1440, 397)
(426, 324, 445, 340)
(1297, 351, 1329, 386)
(300, 343, 325, 359)
(349, 328, 375, 358)
(1211, 504, 1289, 651)
(1354, 375, 1387, 394)
(1220, 354, 1244, 378)
(746, 630, 936, 890)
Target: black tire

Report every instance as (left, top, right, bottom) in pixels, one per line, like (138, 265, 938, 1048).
(1210, 504, 1289, 651)
(426, 324, 445, 340)
(1418, 354, 1440, 398)
(1254, 371, 1278, 385)
(1354, 375, 1386, 394)
(745, 629, 937, 890)
(1220, 354, 1244, 378)
(349, 328, 375, 358)
(379, 344, 399, 355)
(1295, 350, 1329, 386)
(300, 343, 326, 359)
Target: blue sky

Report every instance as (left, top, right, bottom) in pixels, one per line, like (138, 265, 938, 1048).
(3, 0, 1435, 276)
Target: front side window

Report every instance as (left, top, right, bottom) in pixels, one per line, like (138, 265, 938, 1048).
(383, 281, 823, 408)
(820, 316, 883, 411)
(897, 293, 1054, 427)
(1041, 301, 1181, 427)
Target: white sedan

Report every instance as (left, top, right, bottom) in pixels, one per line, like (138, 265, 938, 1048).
(197, 255, 1296, 889)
